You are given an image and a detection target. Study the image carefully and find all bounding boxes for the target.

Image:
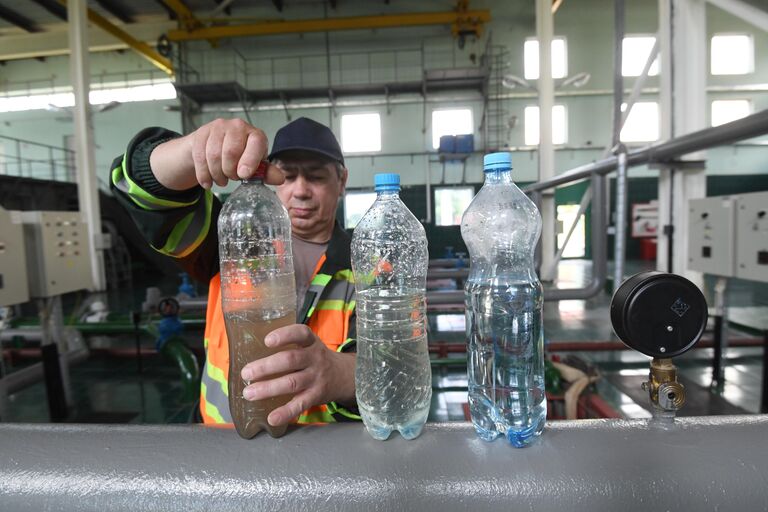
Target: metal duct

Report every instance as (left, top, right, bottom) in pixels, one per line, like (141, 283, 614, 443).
(0, 416, 766, 511)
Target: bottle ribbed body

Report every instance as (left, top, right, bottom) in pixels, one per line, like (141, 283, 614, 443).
(351, 180, 432, 441)
(460, 160, 546, 447)
(218, 180, 296, 439)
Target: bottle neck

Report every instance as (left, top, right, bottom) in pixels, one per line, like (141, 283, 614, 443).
(483, 168, 514, 185)
(376, 189, 400, 199)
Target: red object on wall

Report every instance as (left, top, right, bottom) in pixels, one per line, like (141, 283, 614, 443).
(640, 238, 657, 261)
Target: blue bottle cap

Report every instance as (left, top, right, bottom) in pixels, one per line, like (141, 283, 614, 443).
(483, 152, 512, 172)
(374, 173, 400, 192)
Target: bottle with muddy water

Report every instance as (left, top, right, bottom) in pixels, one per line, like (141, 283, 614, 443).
(352, 173, 432, 440)
(461, 152, 546, 447)
(218, 167, 296, 439)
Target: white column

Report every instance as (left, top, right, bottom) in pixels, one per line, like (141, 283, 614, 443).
(657, 0, 707, 289)
(68, 0, 106, 292)
(536, 0, 557, 281)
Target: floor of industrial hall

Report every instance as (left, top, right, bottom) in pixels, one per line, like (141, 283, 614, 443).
(2, 259, 765, 425)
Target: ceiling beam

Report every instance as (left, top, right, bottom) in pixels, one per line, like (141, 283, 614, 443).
(84, 6, 174, 75)
(167, 9, 491, 41)
(56, 0, 173, 75)
(29, 0, 68, 21)
(160, 0, 203, 30)
(93, 0, 135, 23)
(0, 4, 42, 32)
(0, 18, 174, 61)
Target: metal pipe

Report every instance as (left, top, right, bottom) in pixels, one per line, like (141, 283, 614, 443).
(543, 172, 607, 301)
(612, 0, 625, 149)
(0, 348, 88, 395)
(1, 417, 767, 511)
(426, 173, 606, 304)
(522, 109, 768, 193)
(620, 37, 659, 129)
(613, 148, 628, 291)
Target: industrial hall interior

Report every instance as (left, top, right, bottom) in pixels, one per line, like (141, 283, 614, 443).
(0, 0, 766, 510)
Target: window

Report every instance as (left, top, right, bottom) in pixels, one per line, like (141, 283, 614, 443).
(711, 100, 751, 127)
(711, 34, 754, 75)
(622, 36, 659, 77)
(0, 80, 176, 113)
(524, 38, 568, 80)
(524, 105, 567, 146)
(435, 314, 466, 332)
(344, 191, 377, 229)
(434, 187, 474, 226)
(432, 109, 473, 149)
(620, 102, 659, 143)
(556, 204, 586, 258)
(341, 113, 381, 153)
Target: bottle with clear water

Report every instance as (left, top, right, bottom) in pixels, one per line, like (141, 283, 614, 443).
(351, 173, 432, 440)
(460, 152, 546, 447)
(218, 171, 297, 439)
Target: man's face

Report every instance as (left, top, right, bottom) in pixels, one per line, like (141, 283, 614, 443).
(274, 154, 347, 242)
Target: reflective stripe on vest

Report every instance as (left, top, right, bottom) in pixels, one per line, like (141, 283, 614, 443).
(199, 269, 356, 425)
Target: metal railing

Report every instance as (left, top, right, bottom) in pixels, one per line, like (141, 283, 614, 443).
(185, 43, 472, 91)
(0, 135, 76, 182)
(426, 109, 768, 304)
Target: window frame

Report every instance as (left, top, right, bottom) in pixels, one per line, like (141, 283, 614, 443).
(340, 112, 382, 153)
(523, 104, 568, 146)
(433, 186, 476, 227)
(524, 37, 569, 80)
(710, 33, 755, 76)
(343, 190, 378, 229)
(710, 99, 752, 127)
(431, 108, 474, 150)
(619, 101, 660, 143)
(621, 34, 660, 77)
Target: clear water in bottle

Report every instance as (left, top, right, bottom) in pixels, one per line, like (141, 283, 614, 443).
(352, 173, 432, 441)
(218, 176, 297, 439)
(461, 152, 546, 447)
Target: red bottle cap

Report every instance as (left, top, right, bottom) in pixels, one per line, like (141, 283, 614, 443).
(253, 160, 268, 179)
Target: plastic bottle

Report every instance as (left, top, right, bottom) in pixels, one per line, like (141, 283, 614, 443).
(218, 173, 296, 439)
(461, 152, 546, 447)
(352, 173, 432, 440)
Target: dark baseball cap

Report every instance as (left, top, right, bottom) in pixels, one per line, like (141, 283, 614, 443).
(268, 117, 344, 165)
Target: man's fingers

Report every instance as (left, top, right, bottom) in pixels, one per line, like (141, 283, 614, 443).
(268, 390, 319, 426)
(264, 163, 285, 186)
(265, 324, 316, 349)
(205, 128, 227, 187)
(221, 129, 247, 180)
(243, 370, 311, 402)
(241, 349, 308, 382)
(191, 130, 212, 189)
(237, 129, 270, 179)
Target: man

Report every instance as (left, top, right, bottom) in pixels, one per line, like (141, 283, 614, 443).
(110, 117, 359, 427)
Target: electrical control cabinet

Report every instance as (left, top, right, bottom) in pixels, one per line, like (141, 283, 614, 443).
(688, 196, 736, 277)
(735, 191, 768, 283)
(19, 211, 94, 297)
(0, 208, 30, 307)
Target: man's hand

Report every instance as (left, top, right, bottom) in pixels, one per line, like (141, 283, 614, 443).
(150, 118, 284, 191)
(240, 324, 356, 427)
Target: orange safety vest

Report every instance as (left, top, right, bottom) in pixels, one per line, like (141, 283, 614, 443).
(199, 225, 358, 425)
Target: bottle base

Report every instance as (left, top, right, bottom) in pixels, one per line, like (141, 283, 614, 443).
(472, 421, 545, 448)
(360, 408, 429, 441)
